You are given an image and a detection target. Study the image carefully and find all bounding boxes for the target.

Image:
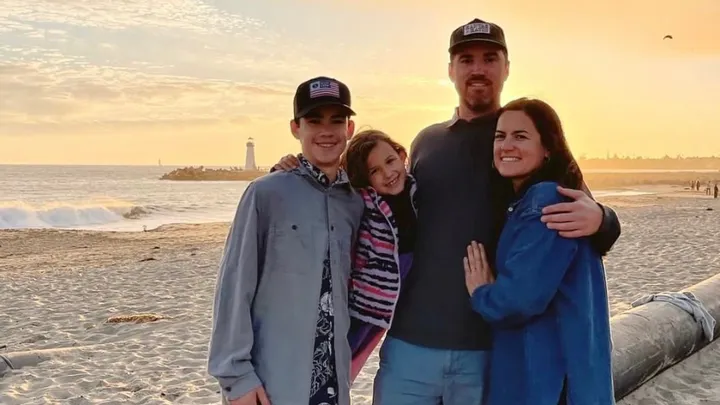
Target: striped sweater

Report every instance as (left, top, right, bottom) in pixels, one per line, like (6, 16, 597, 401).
(349, 176, 418, 329)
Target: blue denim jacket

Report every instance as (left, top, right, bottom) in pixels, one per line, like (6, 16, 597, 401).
(471, 181, 615, 405)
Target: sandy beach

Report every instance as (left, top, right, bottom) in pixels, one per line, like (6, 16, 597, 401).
(1, 187, 719, 404)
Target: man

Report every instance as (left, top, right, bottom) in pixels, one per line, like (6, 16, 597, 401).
(371, 19, 621, 404)
(207, 76, 365, 405)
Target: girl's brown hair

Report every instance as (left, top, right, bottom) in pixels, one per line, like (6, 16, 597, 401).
(341, 129, 407, 189)
(498, 97, 584, 192)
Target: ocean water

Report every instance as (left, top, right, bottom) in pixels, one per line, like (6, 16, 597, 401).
(0, 165, 250, 231)
(0, 165, 658, 232)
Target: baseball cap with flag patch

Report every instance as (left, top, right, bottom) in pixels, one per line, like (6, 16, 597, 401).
(449, 18, 507, 54)
(293, 76, 355, 119)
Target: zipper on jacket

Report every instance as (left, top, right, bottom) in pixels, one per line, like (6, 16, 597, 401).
(383, 176, 417, 327)
(374, 192, 402, 328)
(324, 189, 346, 392)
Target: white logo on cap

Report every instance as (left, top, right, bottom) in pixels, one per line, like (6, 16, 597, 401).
(309, 80, 340, 98)
(463, 22, 491, 36)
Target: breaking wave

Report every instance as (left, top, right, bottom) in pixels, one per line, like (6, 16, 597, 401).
(0, 201, 158, 229)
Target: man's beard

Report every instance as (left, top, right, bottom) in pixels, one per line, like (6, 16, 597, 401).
(465, 94, 497, 114)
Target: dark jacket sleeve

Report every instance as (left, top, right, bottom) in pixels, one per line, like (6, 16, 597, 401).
(589, 204, 621, 256)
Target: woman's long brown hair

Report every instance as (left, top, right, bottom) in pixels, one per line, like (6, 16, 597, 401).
(498, 97, 584, 192)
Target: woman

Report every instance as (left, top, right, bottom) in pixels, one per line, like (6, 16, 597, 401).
(464, 98, 615, 405)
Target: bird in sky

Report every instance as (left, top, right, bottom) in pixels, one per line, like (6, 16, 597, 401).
(663, 35, 673, 40)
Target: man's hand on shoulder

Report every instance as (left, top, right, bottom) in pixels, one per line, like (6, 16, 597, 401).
(539, 186, 603, 238)
(228, 386, 271, 405)
(270, 154, 300, 173)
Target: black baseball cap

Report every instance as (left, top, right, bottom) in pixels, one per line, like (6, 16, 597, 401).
(449, 18, 507, 54)
(293, 76, 355, 119)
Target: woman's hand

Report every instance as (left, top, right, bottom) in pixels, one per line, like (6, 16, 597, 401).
(271, 154, 300, 172)
(463, 241, 494, 296)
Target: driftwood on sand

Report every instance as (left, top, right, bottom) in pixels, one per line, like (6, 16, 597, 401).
(105, 313, 169, 324)
(0, 346, 100, 375)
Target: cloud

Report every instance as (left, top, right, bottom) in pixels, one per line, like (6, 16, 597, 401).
(0, 0, 325, 77)
(0, 0, 320, 136)
(0, 0, 264, 35)
(0, 55, 293, 128)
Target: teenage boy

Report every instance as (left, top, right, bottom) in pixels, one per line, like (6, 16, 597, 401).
(207, 76, 365, 405)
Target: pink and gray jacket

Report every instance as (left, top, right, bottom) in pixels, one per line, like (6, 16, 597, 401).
(348, 176, 418, 382)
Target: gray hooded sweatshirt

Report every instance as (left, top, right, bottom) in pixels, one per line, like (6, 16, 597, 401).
(207, 164, 364, 405)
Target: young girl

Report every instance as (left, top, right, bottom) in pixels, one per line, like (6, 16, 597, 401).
(272, 129, 417, 383)
(342, 130, 417, 382)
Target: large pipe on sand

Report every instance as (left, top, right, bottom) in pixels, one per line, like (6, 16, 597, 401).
(611, 272, 720, 400)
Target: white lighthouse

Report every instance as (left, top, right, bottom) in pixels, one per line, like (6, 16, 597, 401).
(244, 137, 257, 171)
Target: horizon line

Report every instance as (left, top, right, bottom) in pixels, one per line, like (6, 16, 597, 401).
(3, 154, 720, 168)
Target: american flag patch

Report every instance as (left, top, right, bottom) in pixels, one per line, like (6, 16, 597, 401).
(309, 80, 340, 98)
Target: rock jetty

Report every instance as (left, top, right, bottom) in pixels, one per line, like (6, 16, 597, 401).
(159, 166, 266, 181)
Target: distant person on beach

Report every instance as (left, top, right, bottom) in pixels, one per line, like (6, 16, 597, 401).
(714, 183, 718, 198)
(207, 76, 364, 405)
(464, 98, 614, 405)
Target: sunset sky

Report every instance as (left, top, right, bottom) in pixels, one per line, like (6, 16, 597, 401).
(1, 0, 719, 166)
